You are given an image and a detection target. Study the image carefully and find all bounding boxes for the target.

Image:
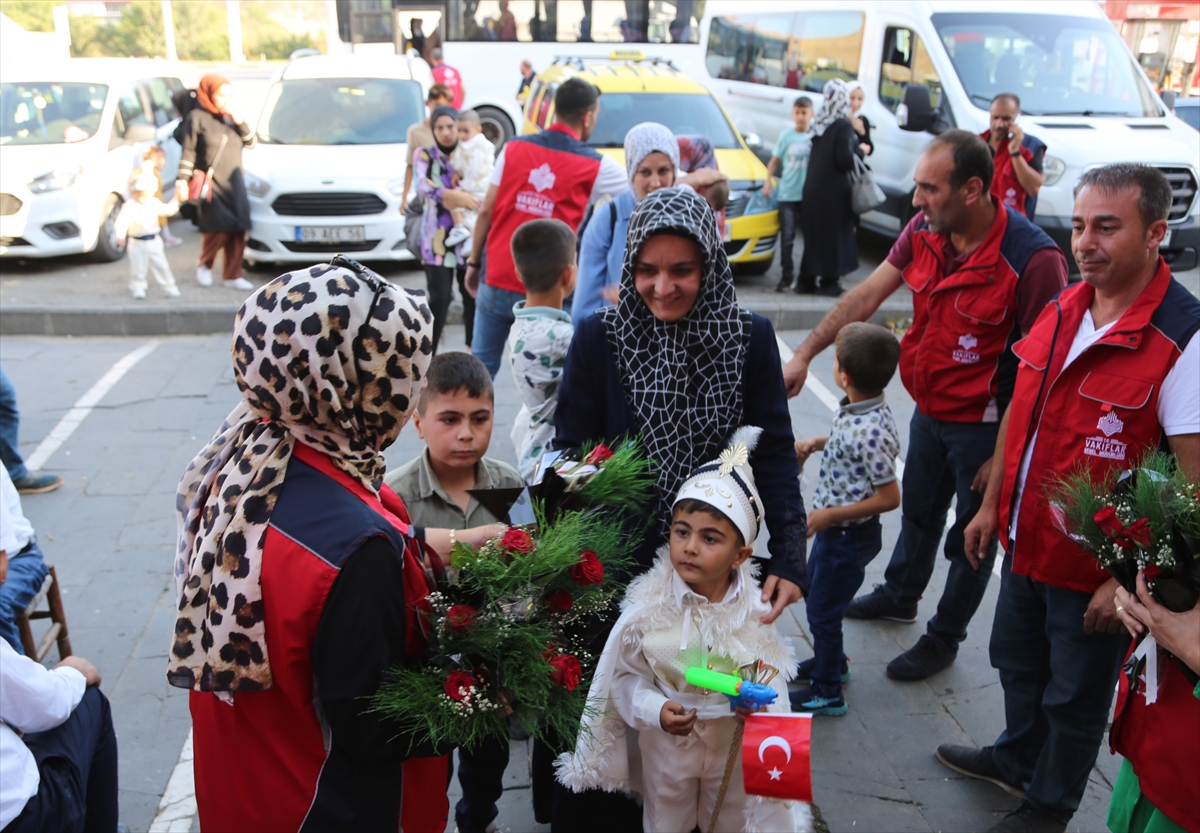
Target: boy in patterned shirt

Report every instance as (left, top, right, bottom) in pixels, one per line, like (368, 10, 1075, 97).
(791, 323, 902, 715)
(505, 219, 577, 482)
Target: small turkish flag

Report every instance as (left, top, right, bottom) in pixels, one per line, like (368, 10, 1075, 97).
(741, 713, 812, 802)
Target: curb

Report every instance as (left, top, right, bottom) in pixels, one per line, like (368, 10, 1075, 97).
(1, 300, 914, 337)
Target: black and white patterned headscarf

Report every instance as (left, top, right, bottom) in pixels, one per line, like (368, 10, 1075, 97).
(598, 187, 747, 532)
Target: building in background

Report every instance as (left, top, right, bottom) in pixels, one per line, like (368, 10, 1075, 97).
(1102, 1, 1200, 95)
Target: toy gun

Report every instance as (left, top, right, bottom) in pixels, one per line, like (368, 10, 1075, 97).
(685, 667, 777, 711)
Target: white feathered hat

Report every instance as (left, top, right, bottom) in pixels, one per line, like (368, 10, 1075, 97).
(131, 168, 159, 194)
(672, 426, 764, 545)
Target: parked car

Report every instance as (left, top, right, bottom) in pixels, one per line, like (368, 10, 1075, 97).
(240, 52, 432, 267)
(1174, 97, 1200, 132)
(1, 60, 184, 261)
(522, 49, 779, 274)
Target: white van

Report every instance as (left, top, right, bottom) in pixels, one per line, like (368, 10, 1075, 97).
(688, 0, 1200, 271)
(0, 60, 185, 261)
(241, 52, 431, 267)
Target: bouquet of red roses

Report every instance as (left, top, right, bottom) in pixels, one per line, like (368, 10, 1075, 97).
(372, 440, 652, 752)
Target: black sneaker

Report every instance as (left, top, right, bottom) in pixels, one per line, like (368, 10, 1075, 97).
(795, 656, 851, 686)
(986, 801, 1067, 833)
(816, 279, 843, 297)
(793, 277, 817, 295)
(789, 685, 848, 716)
(775, 278, 794, 293)
(935, 744, 1025, 798)
(844, 584, 918, 623)
(12, 472, 63, 494)
(887, 634, 957, 681)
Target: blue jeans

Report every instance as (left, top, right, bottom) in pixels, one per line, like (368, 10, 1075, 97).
(472, 282, 526, 379)
(989, 551, 1127, 822)
(881, 409, 998, 647)
(0, 365, 29, 481)
(805, 520, 882, 697)
(0, 539, 49, 654)
(455, 734, 510, 833)
(6, 687, 120, 833)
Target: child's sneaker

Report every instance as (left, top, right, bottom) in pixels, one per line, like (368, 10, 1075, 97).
(196, 264, 213, 286)
(131, 287, 147, 299)
(789, 686, 848, 716)
(164, 285, 182, 298)
(163, 232, 183, 247)
(445, 225, 472, 248)
(794, 656, 851, 687)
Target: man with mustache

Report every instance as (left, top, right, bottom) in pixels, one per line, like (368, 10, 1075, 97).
(945, 164, 1199, 833)
(782, 130, 1067, 681)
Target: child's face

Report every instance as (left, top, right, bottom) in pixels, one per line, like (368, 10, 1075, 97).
(457, 120, 481, 142)
(413, 388, 494, 471)
(135, 189, 153, 202)
(793, 106, 813, 132)
(849, 88, 864, 113)
(669, 507, 751, 598)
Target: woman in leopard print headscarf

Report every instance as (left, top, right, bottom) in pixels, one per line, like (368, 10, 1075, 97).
(170, 262, 444, 831)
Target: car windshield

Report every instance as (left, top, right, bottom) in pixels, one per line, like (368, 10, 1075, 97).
(588, 92, 741, 148)
(257, 77, 424, 145)
(0, 83, 108, 145)
(1177, 102, 1200, 132)
(931, 13, 1160, 118)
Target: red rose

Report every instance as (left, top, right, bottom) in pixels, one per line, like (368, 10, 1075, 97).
(501, 528, 535, 556)
(1124, 518, 1152, 548)
(585, 444, 614, 466)
(546, 588, 573, 613)
(445, 670, 478, 702)
(446, 604, 477, 631)
(571, 550, 604, 586)
(1143, 564, 1163, 581)
(548, 653, 583, 691)
(1093, 506, 1123, 537)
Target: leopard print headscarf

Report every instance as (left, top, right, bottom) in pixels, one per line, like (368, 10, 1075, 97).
(168, 264, 433, 696)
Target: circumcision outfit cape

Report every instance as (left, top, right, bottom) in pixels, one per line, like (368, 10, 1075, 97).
(556, 552, 809, 832)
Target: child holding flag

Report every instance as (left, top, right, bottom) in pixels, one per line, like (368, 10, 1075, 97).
(556, 428, 810, 832)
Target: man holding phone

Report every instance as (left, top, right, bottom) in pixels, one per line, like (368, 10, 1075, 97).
(981, 93, 1046, 220)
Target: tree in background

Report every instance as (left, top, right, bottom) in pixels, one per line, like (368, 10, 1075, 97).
(241, 1, 325, 60)
(68, 1, 165, 58)
(171, 0, 229, 60)
(0, 0, 54, 32)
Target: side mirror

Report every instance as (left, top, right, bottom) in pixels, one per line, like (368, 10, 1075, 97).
(124, 123, 157, 144)
(898, 84, 936, 132)
(741, 130, 763, 149)
(1161, 89, 1176, 112)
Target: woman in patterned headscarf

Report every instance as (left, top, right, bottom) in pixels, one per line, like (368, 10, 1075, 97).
(551, 186, 808, 830)
(169, 262, 457, 832)
(798, 78, 865, 296)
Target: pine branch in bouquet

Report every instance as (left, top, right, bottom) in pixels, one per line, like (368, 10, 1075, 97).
(1046, 466, 1121, 562)
(572, 439, 655, 513)
(1164, 465, 1200, 542)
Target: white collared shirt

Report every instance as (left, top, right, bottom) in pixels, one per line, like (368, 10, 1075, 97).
(0, 640, 86, 828)
(0, 466, 33, 555)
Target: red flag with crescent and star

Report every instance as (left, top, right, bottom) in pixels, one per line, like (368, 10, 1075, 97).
(741, 713, 812, 801)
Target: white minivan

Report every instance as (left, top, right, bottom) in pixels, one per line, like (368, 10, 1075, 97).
(689, 0, 1200, 271)
(241, 52, 431, 267)
(1, 60, 185, 261)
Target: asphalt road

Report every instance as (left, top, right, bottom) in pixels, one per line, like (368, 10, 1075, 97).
(0, 325, 1122, 833)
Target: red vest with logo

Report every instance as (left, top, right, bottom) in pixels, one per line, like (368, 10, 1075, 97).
(486, 124, 602, 294)
(980, 130, 1045, 217)
(899, 204, 1058, 422)
(1110, 649, 1200, 832)
(999, 260, 1200, 593)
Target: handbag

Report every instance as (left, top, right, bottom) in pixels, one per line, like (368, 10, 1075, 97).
(187, 133, 228, 205)
(404, 196, 424, 260)
(849, 154, 886, 215)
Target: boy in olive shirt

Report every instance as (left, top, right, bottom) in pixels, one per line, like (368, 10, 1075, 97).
(764, 96, 814, 293)
(384, 352, 522, 833)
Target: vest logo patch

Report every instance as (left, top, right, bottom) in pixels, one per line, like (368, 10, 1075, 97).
(1097, 411, 1124, 437)
(528, 163, 556, 192)
(953, 333, 980, 364)
(1085, 412, 1127, 460)
(515, 191, 555, 218)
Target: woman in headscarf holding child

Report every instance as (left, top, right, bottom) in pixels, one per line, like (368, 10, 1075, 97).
(549, 187, 809, 831)
(798, 78, 864, 297)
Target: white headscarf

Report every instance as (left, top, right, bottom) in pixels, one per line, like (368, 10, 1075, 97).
(623, 122, 680, 193)
(813, 78, 852, 137)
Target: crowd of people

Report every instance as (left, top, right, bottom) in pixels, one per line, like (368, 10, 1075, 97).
(0, 66, 1197, 833)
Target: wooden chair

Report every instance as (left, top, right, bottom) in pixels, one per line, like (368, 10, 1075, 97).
(16, 565, 72, 662)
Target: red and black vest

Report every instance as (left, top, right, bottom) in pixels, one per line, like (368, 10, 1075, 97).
(190, 442, 436, 832)
(899, 203, 1059, 422)
(1110, 651, 1200, 832)
(999, 259, 1200, 593)
(486, 123, 602, 294)
(980, 130, 1046, 218)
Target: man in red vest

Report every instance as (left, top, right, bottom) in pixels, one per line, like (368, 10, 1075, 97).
(429, 48, 464, 109)
(940, 164, 1199, 833)
(782, 130, 1067, 681)
(462, 78, 628, 377)
(981, 93, 1046, 220)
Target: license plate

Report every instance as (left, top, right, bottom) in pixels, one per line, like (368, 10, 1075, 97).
(296, 226, 365, 242)
(1160, 228, 1172, 248)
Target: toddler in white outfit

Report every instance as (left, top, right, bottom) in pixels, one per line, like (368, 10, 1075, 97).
(445, 110, 495, 249)
(116, 169, 181, 299)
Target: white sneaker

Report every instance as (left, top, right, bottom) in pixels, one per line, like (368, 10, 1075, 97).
(164, 285, 182, 298)
(131, 287, 147, 299)
(196, 264, 213, 286)
(163, 233, 183, 247)
(445, 225, 472, 248)
(223, 277, 254, 291)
